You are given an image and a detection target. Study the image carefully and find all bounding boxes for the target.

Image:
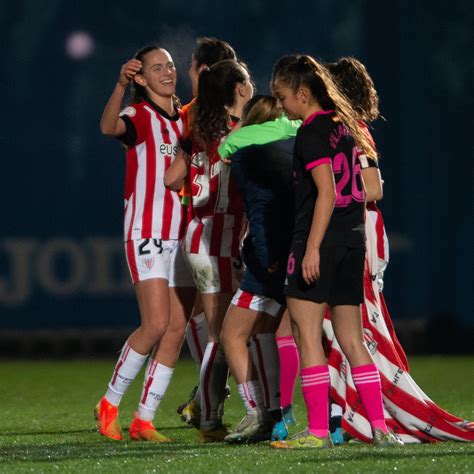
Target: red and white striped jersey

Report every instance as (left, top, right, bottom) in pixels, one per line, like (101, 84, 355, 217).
(184, 138, 244, 257)
(119, 99, 187, 242)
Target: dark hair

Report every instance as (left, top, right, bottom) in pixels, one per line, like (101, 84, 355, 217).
(326, 57, 379, 122)
(129, 44, 181, 108)
(190, 59, 249, 148)
(273, 55, 376, 158)
(193, 37, 236, 68)
(270, 54, 301, 92)
(241, 95, 281, 127)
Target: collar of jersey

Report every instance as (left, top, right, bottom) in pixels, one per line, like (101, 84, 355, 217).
(143, 94, 180, 121)
(302, 109, 335, 127)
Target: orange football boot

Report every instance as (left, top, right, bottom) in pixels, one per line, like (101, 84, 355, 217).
(94, 396, 123, 441)
(129, 413, 173, 443)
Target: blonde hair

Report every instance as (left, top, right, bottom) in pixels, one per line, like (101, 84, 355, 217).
(240, 95, 282, 127)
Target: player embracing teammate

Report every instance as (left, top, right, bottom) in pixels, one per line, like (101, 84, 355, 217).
(165, 58, 254, 442)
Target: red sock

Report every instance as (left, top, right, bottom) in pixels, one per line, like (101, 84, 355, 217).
(351, 363, 388, 433)
(301, 365, 330, 438)
(276, 336, 300, 409)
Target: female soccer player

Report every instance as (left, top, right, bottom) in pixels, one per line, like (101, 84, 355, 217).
(165, 59, 254, 442)
(218, 95, 294, 443)
(96, 45, 195, 442)
(177, 37, 237, 427)
(270, 55, 399, 449)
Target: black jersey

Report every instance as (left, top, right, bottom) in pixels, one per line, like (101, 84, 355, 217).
(293, 110, 365, 248)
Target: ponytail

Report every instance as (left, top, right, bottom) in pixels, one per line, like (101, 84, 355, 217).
(190, 59, 249, 148)
(274, 55, 377, 159)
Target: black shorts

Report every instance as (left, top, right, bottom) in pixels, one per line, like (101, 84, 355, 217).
(284, 240, 365, 307)
(239, 265, 286, 306)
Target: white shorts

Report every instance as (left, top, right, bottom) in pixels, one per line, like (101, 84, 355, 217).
(125, 239, 195, 287)
(185, 253, 242, 294)
(231, 289, 282, 317)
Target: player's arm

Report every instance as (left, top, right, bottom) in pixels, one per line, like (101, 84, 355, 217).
(218, 115, 301, 159)
(100, 59, 142, 136)
(302, 164, 336, 284)
(359, 154, 383, 202)
(164, 147, 191, 191)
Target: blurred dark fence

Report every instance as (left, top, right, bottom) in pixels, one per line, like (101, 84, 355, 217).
(0, 0, 472, 353)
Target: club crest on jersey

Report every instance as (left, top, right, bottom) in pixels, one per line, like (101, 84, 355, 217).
(143, 257, 154, 270)
(119, 106, 136, 117)
(363, 329, 377, 355)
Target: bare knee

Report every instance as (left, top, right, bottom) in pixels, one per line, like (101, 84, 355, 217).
(337, 335, 368, 363)
(141, 318, 169, 343)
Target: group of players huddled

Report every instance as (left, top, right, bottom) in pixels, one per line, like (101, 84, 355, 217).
(95, 36, 405, 449)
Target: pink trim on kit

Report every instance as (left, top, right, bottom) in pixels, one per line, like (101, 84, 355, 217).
(302, 109, 335, 126)
(305, 157, 331, 171)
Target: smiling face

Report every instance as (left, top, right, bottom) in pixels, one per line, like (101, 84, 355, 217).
(272, 79, 304, 120)
(135, 48, 177, 98)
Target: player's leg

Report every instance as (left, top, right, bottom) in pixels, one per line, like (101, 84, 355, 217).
(329, 247, 400, 447)
(96, 273, 171, 440)
(220, 302, 266, 442)
(275, 310, 299, 425)
(185, 253, 234, 441)
(247, 306, 285, 440)
(271, 297, 332, 449)
(198, 291, 232, 436)
(331, 304, 396, 446)
(132, 276, 196, 442)
(177, 304, 207, 426)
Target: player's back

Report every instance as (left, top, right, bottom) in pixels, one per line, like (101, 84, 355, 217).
(231, 137, 295, 269)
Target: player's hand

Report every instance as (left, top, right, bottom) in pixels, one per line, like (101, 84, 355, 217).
(302, 246, 320, 285)
(118, 59, 142, 86)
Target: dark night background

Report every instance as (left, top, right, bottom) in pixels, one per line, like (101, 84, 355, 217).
(1, 0, 472, 352)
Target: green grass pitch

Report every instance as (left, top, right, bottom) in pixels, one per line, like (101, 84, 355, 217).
(0, 356, 473, 473)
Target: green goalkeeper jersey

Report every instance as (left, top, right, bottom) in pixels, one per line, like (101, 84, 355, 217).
(218, 115, 301, 159)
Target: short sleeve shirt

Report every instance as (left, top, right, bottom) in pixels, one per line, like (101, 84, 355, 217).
(293, 110, 366, 247)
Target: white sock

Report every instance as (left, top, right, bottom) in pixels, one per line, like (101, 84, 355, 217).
(249, 333, 281, 411)
(185, 312, 208, 407)
(331, 403, 343, 418)
(137, 361, 174, 421)
(105, 341, 148, 406)
(186, 312, 208, 367)
(199, 342, 228, 430)
(237, 380, 265, 415)
(194, 386, 201, 405)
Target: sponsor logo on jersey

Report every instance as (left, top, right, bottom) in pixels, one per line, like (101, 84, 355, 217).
(159, 143, 178, 156)
(143, 257, 154, 270)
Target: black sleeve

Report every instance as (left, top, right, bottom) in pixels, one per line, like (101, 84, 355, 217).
(299, 128, 333, 172)
(181, 136, 193, 155)
(117, 115, 137, 147)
